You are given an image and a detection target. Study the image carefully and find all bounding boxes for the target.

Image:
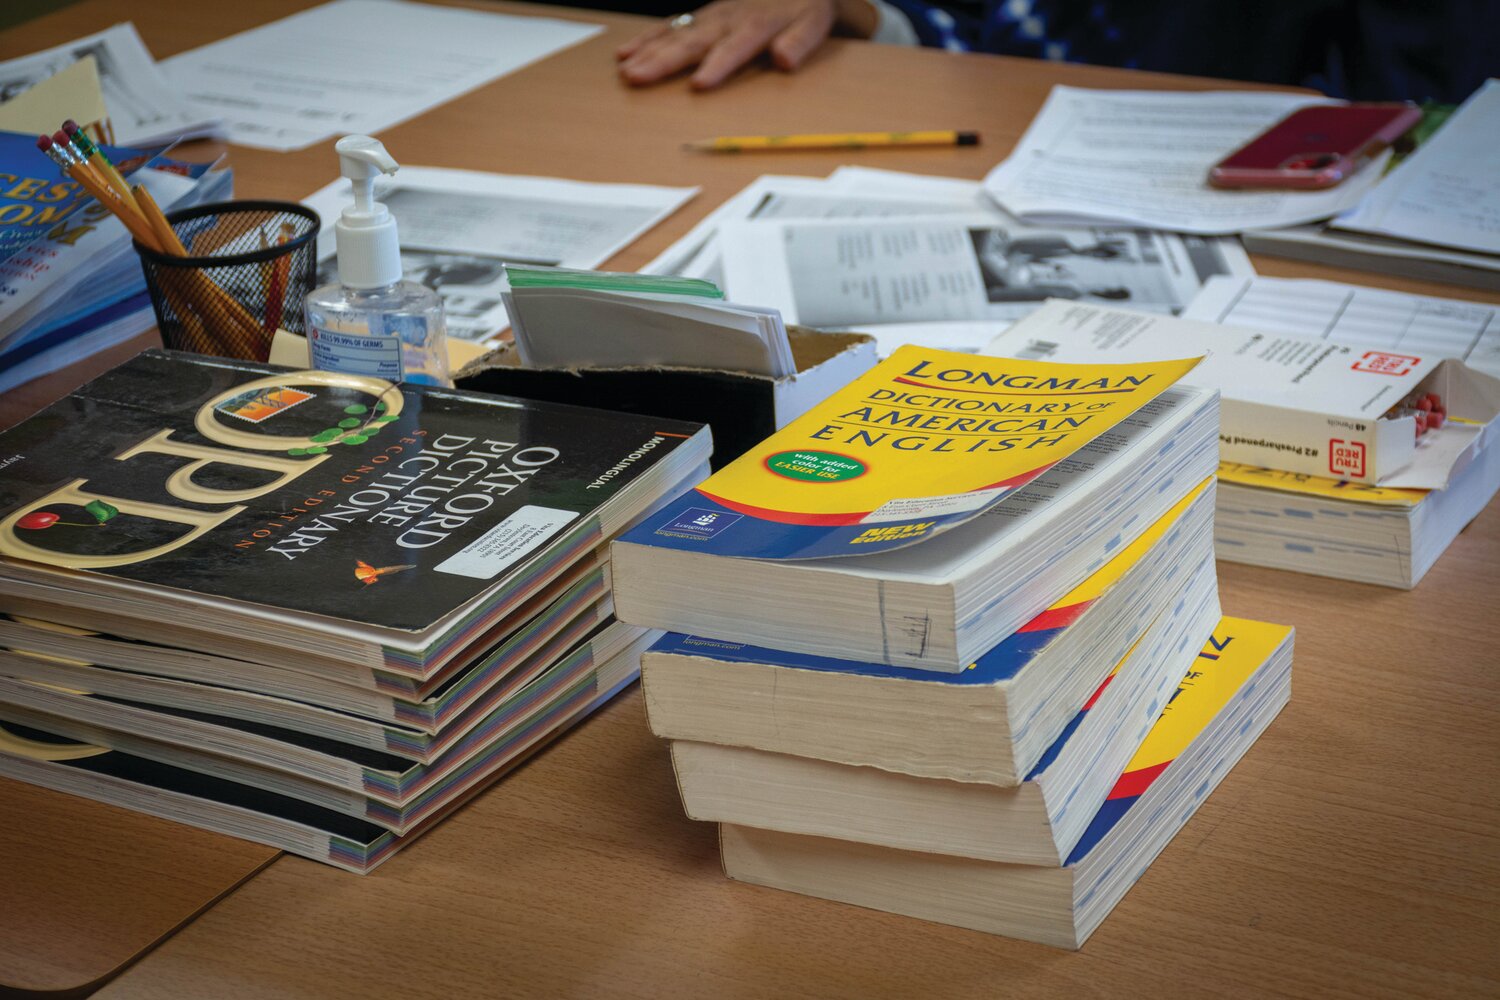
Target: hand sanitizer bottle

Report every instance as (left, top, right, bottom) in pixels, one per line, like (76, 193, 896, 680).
(304, 135, 451, 386)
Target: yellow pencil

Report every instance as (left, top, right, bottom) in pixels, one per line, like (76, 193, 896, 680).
(63, 122, 139, 213)
(684, 130, 980, 153)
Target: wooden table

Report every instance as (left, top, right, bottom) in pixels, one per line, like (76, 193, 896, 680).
(5, 2, 1500, 997)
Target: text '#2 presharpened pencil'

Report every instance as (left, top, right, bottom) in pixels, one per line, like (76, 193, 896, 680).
(684, 130, 981, 153)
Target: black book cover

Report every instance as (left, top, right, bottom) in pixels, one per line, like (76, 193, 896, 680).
(0, 351, 703, 633)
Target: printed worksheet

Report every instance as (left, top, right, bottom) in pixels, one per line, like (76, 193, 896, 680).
(303, 167, 696, 342)
(1336, 79, 1500, 256)
(0, 23, 220, 145)
(721, 214, 1251, 327)
(1182, 275, 1500, 379)
(166, 0, 601, 151)
(982, 87, 1388, 235)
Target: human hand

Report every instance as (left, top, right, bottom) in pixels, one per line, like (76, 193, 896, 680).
(617, 0, 877, 91)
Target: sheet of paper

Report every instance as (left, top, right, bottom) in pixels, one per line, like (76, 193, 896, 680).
(1335, 79, 1500, 256)
(826, 166, 992, 201)
(1242, 222, 1500, 276)
(0, 58, 109, 138)
(0, 23, 220, 146)
(843, 320, 1011, 356)
(639, 175, 830, 278)
(164, 0, 602, 151)
(720, 214, 1252, 328)
(640, 172, 987, 285)
(303, 167, 696, 343)
(982, 86, 1389, 235)
(1182, 276, 1500, 380)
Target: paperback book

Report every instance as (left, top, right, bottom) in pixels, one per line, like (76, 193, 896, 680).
(671, 548, 1219, 865)
(0, 350, 711, 677)
(720, 617, 1294, 949)
(0, 562, 613, 741)
(642, 478, 1216, 784)
(1214, 439, 1500, 588)
(614, 360, 1219, 670)
(0, 620, 650, 825)
(0, 627, 651, 872)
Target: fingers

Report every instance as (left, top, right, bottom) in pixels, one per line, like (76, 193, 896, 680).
(619, 22, 726, 86)
(616, 22, 672, 61)
(768, 3, 835, 71)
(691, 17, 788, 89)
(618, 0, 836, 89)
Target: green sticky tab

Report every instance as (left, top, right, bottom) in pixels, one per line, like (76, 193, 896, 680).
(505, 265, 724, 299)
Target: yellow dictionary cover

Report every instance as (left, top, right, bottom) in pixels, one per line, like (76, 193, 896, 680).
(640, 345, 1200, 559)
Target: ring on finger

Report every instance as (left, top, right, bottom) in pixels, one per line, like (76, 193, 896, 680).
(668, 12, 696, 29)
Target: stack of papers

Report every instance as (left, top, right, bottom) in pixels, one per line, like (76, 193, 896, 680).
(164, 0, 603, 151)
(301, 168, 698, 344)
(0, 23, 221, 146)
(1334, 80, 1500, 257)
(981, 87, 1389, 235)
(1182, 275, 1500, 381)
(644, 167, 1250, 356)
(1242, 81, 1500, 289)
(503, 267, 796, 378)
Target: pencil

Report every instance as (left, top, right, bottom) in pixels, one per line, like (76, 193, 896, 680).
(133, 182, 263, 337)
(263, 222, 295, 335)
(40, 130, 269, 348)
(684, 130, 981, 153)
(131, 183, 187, 255)
(63, 120, 139, 213)
(38, 135, 160, 251)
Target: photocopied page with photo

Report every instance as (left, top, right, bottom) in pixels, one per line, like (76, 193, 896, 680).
(303, 168, 698, 343)
(983, 87, 1390, 234)
(165, 0, 603, 151)
(0, 23, 221, 145)
(720, 214, 1252, 328)
(639, 175, 833, 279)
(644, 179, 987, 288)
(1183, 275, 1500, 379)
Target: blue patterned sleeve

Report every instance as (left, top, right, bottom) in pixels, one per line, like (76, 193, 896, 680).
(877, 0, 987, 51)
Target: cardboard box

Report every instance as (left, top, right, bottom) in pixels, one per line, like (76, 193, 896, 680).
(986, 301, 1500, 488)
(455, 329, 878, 469)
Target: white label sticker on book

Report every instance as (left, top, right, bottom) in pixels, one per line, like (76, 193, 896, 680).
(861, 487, 1005, 524)
(434, 505, 577, 579)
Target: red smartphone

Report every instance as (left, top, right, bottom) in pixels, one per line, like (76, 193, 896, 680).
(1209, 103, 1421, 190)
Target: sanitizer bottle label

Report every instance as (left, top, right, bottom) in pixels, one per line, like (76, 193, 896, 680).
(309, 329, 403, 380)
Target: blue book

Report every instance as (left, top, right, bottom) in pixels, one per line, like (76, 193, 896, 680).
(642, 479, 1215, 786)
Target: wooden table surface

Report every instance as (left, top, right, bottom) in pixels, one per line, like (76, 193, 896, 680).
(0, 780, 278, 997)
(4, 2, 1500, 997)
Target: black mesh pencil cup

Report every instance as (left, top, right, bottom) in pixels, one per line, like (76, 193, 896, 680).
(134, 200, 321, 362)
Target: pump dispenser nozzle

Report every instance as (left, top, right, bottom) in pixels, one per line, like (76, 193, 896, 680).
(333, 135, 403, 289)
